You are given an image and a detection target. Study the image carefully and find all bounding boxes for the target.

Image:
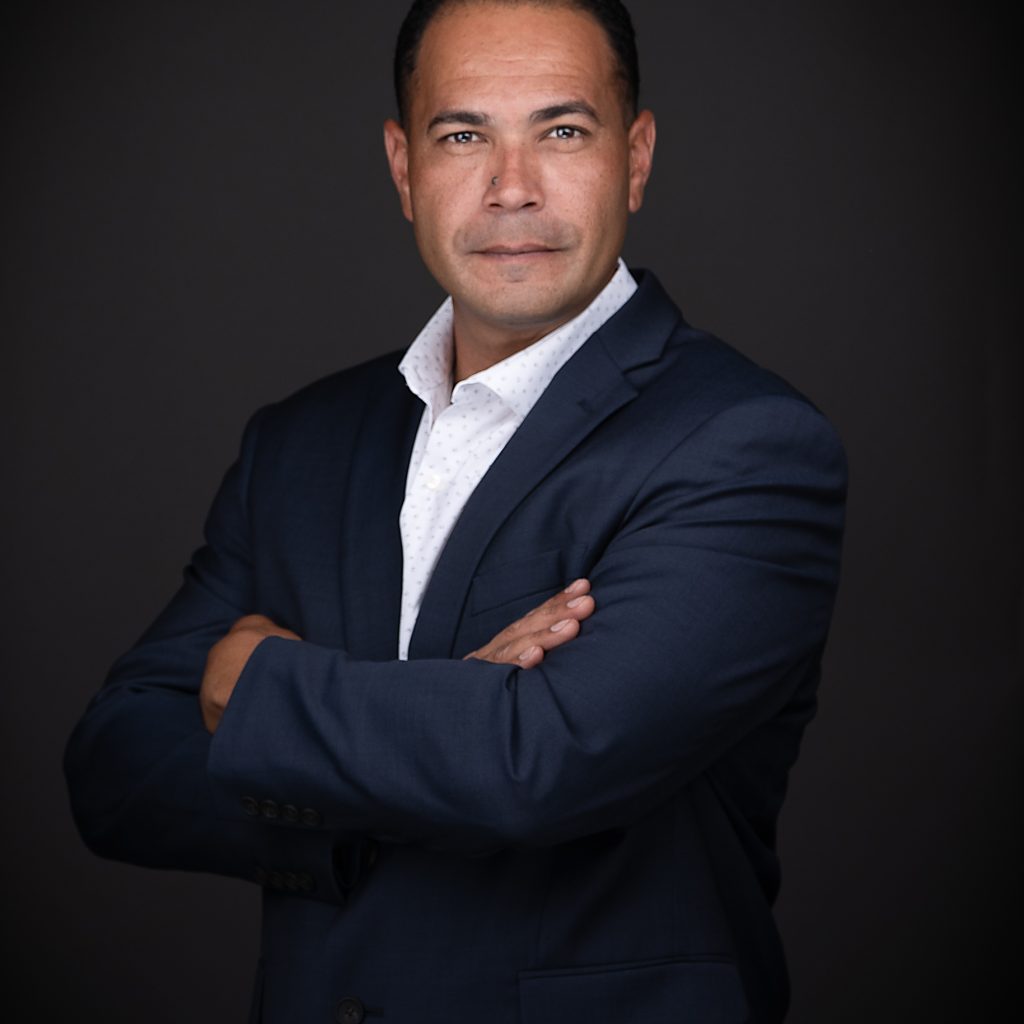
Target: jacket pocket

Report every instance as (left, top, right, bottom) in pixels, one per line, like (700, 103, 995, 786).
(518, 955, 749, 1024)
(468, 545, 588, 616)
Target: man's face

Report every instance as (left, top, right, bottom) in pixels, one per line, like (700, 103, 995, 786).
(384, 2, 655, 342)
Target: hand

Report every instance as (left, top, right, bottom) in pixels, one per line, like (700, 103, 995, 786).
(464, 578, 595, 669)
(200, 614, 301, 733)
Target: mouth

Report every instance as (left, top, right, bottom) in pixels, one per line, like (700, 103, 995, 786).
(474, 245, 562, 259)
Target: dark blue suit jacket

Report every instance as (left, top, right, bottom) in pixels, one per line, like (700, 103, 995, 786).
(65, 271, 846, 1023)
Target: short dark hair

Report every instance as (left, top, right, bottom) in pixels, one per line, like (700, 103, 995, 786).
(394, 0, 640, 126)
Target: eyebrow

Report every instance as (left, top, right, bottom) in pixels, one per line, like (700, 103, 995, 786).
(425, 101, 602, 134)
(530, 101, 602, 126)
(426, 110, 493, 132)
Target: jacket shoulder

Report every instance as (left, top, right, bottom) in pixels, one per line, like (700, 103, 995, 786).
(627, 320, 842, 459)
(666, 325, 812, 407)
(245, 348, 410, 442)
(617, 270, 833, 426)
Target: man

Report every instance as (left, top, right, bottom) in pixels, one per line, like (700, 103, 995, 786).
(65, 1, 846, 1021)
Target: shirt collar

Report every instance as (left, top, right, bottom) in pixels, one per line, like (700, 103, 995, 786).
(399, 259, 637, 423)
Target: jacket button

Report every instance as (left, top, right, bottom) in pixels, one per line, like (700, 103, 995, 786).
(282, 803, 300, 824)
(297, 873, 315, 892)
(336, 997, 365, 1024)
(241, 796, 259, 816)
(301, 807, 322, 827)
(259, 800, 280, 820)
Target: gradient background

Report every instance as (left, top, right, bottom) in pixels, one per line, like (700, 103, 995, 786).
(1, 1, 1020, 1021)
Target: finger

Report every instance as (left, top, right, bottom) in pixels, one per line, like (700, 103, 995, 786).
(200, 691, 224, 733)
(494, 614, 582, 667)
(520, 579, 590, 621)
(465, 579, 595, 666)
(522, 613, 583, 657)
(515, 645, 545, 669)
(230, 614, 275, 632)
(229, 615, 301, 642)
(499, 581, 594, 643)
(518, 593, 595, 642)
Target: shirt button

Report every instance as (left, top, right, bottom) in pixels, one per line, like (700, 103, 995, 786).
(424, 471, 443, 491)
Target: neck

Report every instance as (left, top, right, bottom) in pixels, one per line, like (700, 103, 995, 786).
(451, 311, 573, 383)
(450, 265, 620, 382)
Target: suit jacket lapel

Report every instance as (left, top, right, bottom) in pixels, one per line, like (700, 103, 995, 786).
(408, 270, 683, 660)
(339, 372, 423, 659)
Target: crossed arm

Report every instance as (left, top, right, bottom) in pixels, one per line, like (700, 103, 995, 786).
(66, 393, 845, 892)
(199, 580, 596, 734)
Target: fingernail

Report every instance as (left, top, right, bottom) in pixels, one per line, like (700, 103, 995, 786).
(567, 596, 588, 609)
(564, 579, 587, 595)
(550, 619, 572, 632)
(518, 646, 540, 661)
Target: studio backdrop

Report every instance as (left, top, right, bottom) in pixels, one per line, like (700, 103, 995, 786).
(1, 2, 1019, 1021)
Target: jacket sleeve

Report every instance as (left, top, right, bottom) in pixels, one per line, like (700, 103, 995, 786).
(202, 393, 846, 853)
(63, 409, 360, 904)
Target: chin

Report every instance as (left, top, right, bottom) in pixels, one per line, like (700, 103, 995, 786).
(477, 298, 576, 331)
(473, 281, 586, 327)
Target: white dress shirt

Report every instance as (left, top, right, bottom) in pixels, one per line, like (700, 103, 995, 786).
(396, 260, 638, 659)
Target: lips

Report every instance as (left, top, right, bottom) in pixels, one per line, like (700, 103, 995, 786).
(458, 219, 578, 256)
(475, 245, 560, 256)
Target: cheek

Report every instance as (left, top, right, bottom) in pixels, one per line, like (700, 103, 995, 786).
(552, 158, 628, 223)
(569, 177, 629, 248)
(410, 172, 470, 251)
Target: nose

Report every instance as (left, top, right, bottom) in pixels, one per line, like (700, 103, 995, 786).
(486, 145, 543, 211)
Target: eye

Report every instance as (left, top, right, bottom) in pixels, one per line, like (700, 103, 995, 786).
(547, 125, 586, 141)
(443, 130, 481, 145)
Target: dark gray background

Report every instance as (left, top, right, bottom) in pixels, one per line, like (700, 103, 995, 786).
(1, 1, 1020, 1021)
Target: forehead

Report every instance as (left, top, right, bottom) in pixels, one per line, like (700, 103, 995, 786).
(412, 3, 619, 115)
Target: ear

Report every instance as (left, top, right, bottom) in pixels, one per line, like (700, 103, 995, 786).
(383, 119, 414, 222)
(626, 110, 656, 214)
